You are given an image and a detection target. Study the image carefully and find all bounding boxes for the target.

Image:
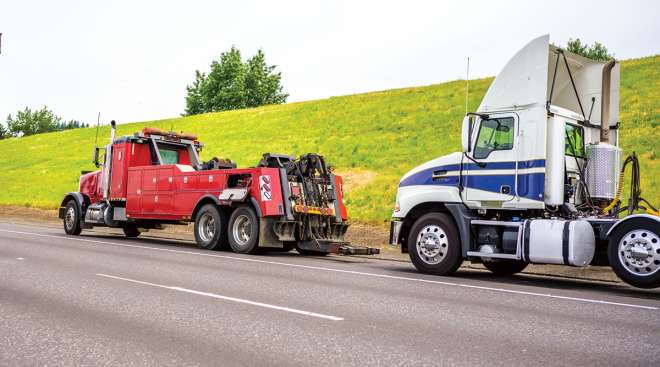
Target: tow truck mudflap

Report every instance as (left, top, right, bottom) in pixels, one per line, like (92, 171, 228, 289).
(297, 238, 380, 255)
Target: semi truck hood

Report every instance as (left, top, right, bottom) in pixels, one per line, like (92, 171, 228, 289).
(400, 152, 463, 185)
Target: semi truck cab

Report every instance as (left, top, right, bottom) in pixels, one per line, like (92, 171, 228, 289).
(390, 35, 659, 288)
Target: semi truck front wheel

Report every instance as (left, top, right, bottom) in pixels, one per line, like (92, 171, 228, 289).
(407, 212, 462, 275)
(608, 217, 660, 289)
(63, 200, 82, 235)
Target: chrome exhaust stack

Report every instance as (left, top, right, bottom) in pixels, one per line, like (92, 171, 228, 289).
(101, 120, 116, 201)
(584, 60, 621, 204)
(600, 59, 616, 143)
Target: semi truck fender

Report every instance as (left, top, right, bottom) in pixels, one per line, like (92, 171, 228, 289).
(606, 214, 660, 237)
(445, 203, 478, 257)
(249, 197, 263, 217)
(191, 194, 223, 222)
(393, 185, 462, 218)
(58, 192, 90, 219)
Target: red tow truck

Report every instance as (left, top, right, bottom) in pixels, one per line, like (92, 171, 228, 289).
(59, 121, 377, 255)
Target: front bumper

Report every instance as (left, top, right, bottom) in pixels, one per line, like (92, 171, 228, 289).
(389, 220, 403, 246)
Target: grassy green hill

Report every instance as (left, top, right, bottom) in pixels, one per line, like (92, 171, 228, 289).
(0, 56, 658, 224)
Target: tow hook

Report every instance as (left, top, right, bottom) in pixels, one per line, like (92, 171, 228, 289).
(338, 245, 381, 255)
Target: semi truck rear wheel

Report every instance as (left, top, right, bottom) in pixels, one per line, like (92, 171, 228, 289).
(407, 212, 462, 275)
(608, 217, 660, 289)
(63, 200, 82, 235)
(228, 206, 260, 254)
(194, 204, 228, 250)
(483, 261, 528, 276)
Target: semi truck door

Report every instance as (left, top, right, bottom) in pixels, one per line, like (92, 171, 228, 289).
(463, 114, 518, 206)
(109, 144, 127, 200)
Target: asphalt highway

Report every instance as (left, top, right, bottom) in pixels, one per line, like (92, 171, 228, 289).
(1, 222, 659, 366)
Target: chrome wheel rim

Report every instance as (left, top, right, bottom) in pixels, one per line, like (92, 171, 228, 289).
(232, 215, 252, 246)
(618, 229, 660, 277)
(416, 224, 448, 265)
(198, 213, 216, 242)
(65, 207, 76, 230)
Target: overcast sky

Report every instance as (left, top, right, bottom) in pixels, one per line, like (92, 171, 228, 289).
(1, 0, 658, 124)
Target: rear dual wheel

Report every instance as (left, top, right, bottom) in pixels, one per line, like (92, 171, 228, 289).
(194, 205, 261, 253)
(194, 204, 229, 250)
(228, 206, 260, 254)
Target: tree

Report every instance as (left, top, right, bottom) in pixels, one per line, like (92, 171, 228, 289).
(4, 106, 86, 137)
(184, 47, 288, 115)
(0, 122, 7, 140)
(7, 107, 61, 136)
(245, 50, 288, 107)
(567, 38, 614, 61)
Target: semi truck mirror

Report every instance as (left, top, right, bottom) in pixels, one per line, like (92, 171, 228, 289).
(92, 146, 101, 167)
(461, 115, 473, 152)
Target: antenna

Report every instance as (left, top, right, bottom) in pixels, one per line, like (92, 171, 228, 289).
(465, 57, 470, 115)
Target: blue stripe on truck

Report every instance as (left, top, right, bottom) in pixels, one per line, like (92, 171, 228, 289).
(400, 159, 545, 201)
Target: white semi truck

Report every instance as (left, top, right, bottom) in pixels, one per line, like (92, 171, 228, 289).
(389, 35, 659, 288)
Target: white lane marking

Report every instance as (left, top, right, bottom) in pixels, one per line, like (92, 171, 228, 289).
(96, 273, 343, 321)
(1, 228, 658, 311)
(16, 257, 24, 260)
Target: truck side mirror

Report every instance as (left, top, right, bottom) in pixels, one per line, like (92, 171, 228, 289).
(461, 115, 473, 152)
(92, 146, 101, 167)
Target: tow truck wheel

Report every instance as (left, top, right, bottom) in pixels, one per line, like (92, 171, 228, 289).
(608, 217, 660, 289)
(194, 204, 228, 250)
(483, 261, 528, 276)
(407, 212, 462, 275)
(122, 224, 141, 238)
(63, 200, 82, 235)
(228, 206, 260, 254)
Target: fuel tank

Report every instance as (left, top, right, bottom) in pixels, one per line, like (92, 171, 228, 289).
(527, 219, 595, 266)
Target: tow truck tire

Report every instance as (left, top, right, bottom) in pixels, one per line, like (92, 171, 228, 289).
(63, 200, 82, 235)
(483, 261, 528, 276)
(228, 206, 260, 254)
(608, 217, 660, 289)
(408, 212, 462, 275)
(122, 224, 141, 238)
(194, 204, 228, 250)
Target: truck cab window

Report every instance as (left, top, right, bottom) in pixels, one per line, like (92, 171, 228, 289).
(473, 117, 514, 159)
(565, 124, 585, 157)
(156, 143, 180, 165)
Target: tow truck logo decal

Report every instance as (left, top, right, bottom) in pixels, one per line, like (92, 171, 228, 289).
(259, 175, 272, 201)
